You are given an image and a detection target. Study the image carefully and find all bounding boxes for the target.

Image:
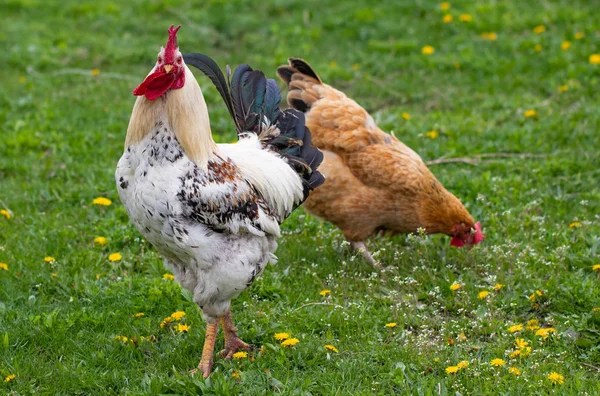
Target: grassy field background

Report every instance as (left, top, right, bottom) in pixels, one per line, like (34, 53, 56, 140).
(1, 0, 600, 394)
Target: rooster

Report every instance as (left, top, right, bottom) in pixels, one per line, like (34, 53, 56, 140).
(116, 27, 323, 377)
(277, 59, 484, 267)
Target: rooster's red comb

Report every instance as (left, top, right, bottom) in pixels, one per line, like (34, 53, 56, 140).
(166, 25, 181, 52)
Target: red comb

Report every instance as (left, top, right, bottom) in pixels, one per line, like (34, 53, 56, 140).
(164, 25, 181, 64)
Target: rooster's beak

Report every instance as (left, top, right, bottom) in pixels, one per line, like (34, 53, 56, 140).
(164, 64, 173, 74)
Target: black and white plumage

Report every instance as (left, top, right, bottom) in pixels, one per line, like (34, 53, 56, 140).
(116, 27, 323, 377)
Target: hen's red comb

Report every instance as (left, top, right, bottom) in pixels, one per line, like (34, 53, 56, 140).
(164, 25, 181, 64)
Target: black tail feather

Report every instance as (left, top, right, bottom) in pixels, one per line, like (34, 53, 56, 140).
(183, 53, 325, 199)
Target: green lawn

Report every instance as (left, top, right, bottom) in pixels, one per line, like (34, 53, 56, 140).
(2, 0, 600, 394)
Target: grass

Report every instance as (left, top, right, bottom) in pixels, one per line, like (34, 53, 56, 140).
(1, 0, 600, 394)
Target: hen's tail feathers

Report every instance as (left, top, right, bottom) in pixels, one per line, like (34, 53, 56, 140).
(277, 58, 322, 113)
(183, 53, 325, 198)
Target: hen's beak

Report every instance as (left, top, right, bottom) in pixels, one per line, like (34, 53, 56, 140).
(164, 64, 173, 74)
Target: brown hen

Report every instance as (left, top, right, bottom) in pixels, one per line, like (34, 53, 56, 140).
(277, 58, 484, 267)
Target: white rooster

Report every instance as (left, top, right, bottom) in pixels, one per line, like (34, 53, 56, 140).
(116, 25, 324, 377)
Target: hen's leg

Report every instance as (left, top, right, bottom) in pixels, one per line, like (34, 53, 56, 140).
(350, 241, 382, 270)
(220, 310, 251, 359)
(191, 321, 219, 378)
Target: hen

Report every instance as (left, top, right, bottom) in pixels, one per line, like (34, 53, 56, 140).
(116, 27, 323, 377)
(277, 58, 483, 267)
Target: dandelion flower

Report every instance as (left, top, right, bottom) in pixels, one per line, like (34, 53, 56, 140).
(524, 109, 537, 118)
(402, 112, 411, 120)
(274, 332, 290, 341)
(458, 332, 467, 341)
(535, 328, 556, 338)
(508, 324, 523, 333)
(4, 374, 16, 382)
(134, 312, 145, 318)
(589, 54, 600, 65)
(445, 366, 459, 374)
(509, 367, 521, 376)
(231, 370, 240, 379)
(108, 253, 122, 262)
(324, 344, 339, 353)
(319, 289, 331, 297)
(593, 264, 600, 271)
(593, 307, 600, 313)
(114, 335, 129, 343)
(490, 358, 506, 367)
(534, 44, 543, 52)
(457, 360, 469, 369)
(44, 256, 55, 263)
(515, 338, 529, 349)
(422, 46, 435, 55)
(559, 85, 569, 93)
(0, 263, 7, 271)
(281, 337, 300, 347)
(232, 351, 247, 359)
(450, 282, 461, 291)
(94, 236, 108, 246)
(93, 197, 112, 206)
(493, 283, 503, 291)
(176, 323, 190, 333)
(533, 25, 546, 34)
(0, 209, 11, 219)
(478, 290, 489, 299)
(51, 273, 58, 278)
(509, 350, 521, 359)
(481, 32, 497, 41)
(548, 372, 564, 385)
(459, 14, 472, 22)
(160, 316, 174, 328)
(521, 346, 532, 357)
(425, 130, 439, 139)
(91, 68, 100, 76)
(170, 311, 186, 321)
(575, 32, 584, 39)
(443, 14, 453, 23)
(569, 221, 581, 228)
(440, 2, 450, 11)
(163, 273, 175, 280)
(561, 41, 571, 50)
(385, 322, 397, 328)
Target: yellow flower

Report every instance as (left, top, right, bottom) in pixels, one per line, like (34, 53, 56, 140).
(536, 290, 543, 296)
(561, 41, 571, 51)
(385, 322, 397, 328)
(592, 264, 600, 272)
(459, 14, 472, 22)
(509, 367, 521, 376)
(515, 338, 529, 349)
(91, 68, 100, 76)
(526, 319, 540, 331)
(176, 323, 190, 333)
(163, 273, 175, 280)
(108, 253, 122, 262)
(274, 332, 290, 341)
(457, 360, 469, 369)
(533, 25, 546, 34)
(458, 332, 467, 341)
(493, 283, 504, 291)
(425, 130, 439, 139)
(231, 370, 240, 379)
(453, 62, 461, 69)
(114, 335, 129, 343)
(170, 311, 186, 320)
(4, 374, 16, 382)
(478, 290, 489, 299)
(422, 45, 435, 55)
(402, 112, 411, 120)
(281, 337, 300, 347)
(18, 76, 26, 83)
(320, 289, 331, 297)
(559, 85, 569, 93)
(445, 366, 459, 374)
(51, 273, 58, 278)
(324, 344, 339, 353)
(481, 32, 497, 41)
(443, 14, 453, 24)
(509, 350, 521, 359)
(548, 372, 564, 385)
(450, 282, 461, 291)
(569, 221, 581, 228)
(44, 256, 55, 263)
(521, 346, 532, 356)
(534, 44, 543, 52)
(93, 197, 112, 206)
(524, 109, 537, 118)
(535, 328, 556, 338)
(160, 316, 174, 328)
(0, 209, 11, 219)
(94, 236, 108, 245)
(232, 351, 247, 359)
(490, 358, 506, 367)
(508, 324, 523, 333)
(0, 263, 7, 271)
(529, 293, 536, 302)
(134, 312, 145, 318)
(593, 307, 600, 313)
(440, 2, 450, 11)
(589, 54, 600, 65)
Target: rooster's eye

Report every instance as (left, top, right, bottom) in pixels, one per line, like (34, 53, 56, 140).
(177, 56, 182, 64)
(157, 57, 162, 64)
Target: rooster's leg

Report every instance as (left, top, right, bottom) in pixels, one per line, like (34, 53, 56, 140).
(220, 310, 251, 359)
(191, 321, 219, 378)
(350, 241, 382, 269)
